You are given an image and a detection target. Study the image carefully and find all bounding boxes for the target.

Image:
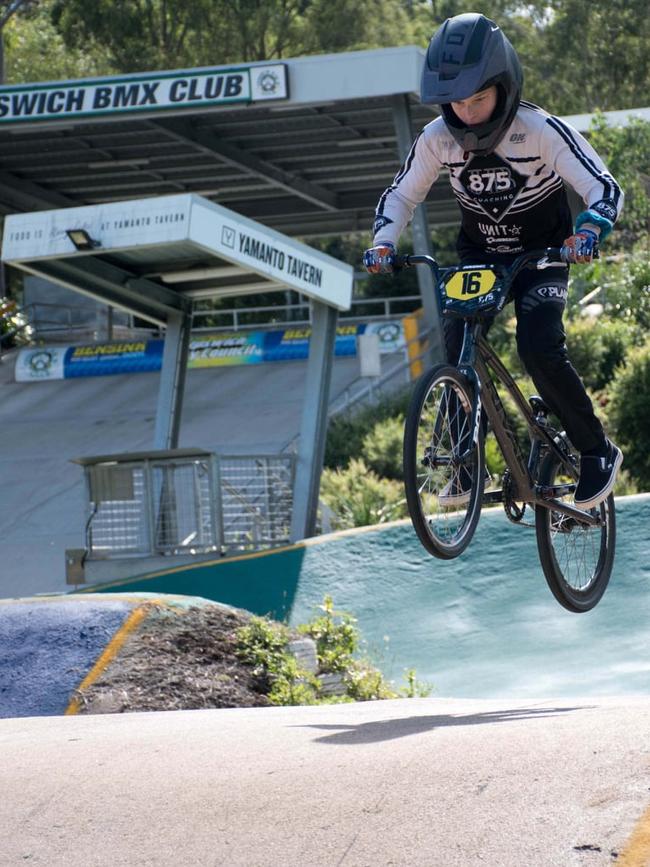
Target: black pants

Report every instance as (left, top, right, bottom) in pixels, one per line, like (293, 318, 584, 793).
(443, 267, 605, 454)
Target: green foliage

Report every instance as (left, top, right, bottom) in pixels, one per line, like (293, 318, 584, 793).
(48, 0, 420, 74)
(565, 315, 633, 392)
(587, 117, 650, 244)
(5, 0, 114, 82)
(237, 597, 425, 705)
(325, 389, 410, 470)
(236, 616, 320, 705)
(532, 0, 650, 113)
(0, 296, 32, 348)
(607, 341, 650, 490)
(298, 595, 357, 673)
(320, 457, 407, 530)
(399, 667, 433, 699)
(602, 253, 650, 333)
(485, 432, 506, 479)
(362, 414, 405, 481)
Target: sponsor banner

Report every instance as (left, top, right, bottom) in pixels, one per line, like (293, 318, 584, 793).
(64, 340, 164, 378)
(15, 346, 67, 382)
(0, 64, 288, 125)
(189, 321, 405, 367)
(14, 322, 405, 380)
(189, 332, 266, 368)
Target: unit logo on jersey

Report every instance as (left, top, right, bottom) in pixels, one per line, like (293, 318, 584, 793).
(459, 154, 527, 222)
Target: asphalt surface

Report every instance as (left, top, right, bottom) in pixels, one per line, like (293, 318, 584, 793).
(0, 597, 134, 718)
(2, 696, 650, 866)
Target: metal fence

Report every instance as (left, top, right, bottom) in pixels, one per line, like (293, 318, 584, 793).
(78, 449, 294, 560)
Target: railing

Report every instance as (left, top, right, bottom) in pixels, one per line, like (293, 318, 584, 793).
(6, 292, 421, 348)
(18, 301, 160, 342)
(192, 294, 422, 332)
(327, 323, 433, 418)
(75, 449, 295, 562)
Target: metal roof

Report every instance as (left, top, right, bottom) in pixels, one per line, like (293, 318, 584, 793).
(0, 46, 646, 240)
(0, 47, 460, 238)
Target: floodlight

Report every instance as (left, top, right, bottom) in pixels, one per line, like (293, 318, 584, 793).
(66, 229, 100, 251)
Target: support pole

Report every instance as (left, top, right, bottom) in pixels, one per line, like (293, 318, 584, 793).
(154, 310, 192, 450)
(290, 301, 338, 542)
(390, 94, 445, 365)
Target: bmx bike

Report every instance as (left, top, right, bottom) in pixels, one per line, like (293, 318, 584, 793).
(400, 248, 616, 613)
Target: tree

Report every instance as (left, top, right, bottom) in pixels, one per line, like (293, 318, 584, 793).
(587, 116, 650, 244)
(51, 0, 214, 72)
(0, 0, 37, 82)
(4, 0, 113, 83)
(50, 0, 419, 73)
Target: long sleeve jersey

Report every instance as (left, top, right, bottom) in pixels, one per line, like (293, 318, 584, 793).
(372, 100, 623, 258)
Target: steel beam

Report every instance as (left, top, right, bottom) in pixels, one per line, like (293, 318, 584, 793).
(290, 300, 338, 542)
(18, 256, 190, 327)
(154, 117, 340, 212)
(154, 310, 192, 450)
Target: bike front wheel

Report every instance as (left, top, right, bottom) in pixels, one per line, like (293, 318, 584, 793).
(535, 451, 616, 612)
(403, 364, 485, 559)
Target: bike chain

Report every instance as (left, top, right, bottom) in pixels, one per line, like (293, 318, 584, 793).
(502, 469, 535, 527)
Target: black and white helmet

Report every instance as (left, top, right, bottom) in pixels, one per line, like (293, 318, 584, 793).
(421, 13, 523, 154)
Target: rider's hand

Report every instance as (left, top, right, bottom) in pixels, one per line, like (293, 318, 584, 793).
(363, 243, 396, 274)
(561, 227, 599, 264)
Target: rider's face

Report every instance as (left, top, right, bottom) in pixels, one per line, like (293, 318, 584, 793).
(451, 85, 498, 126)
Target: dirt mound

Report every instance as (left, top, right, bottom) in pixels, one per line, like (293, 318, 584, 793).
(75, 603, 271, 714)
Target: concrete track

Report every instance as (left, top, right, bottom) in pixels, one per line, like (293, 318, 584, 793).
(2, 697, 650, 866)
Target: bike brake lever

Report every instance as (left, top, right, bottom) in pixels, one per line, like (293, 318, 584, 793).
(535, 256, 567, 269)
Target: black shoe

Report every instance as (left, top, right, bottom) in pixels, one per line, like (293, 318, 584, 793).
(574, 440, 623, 510)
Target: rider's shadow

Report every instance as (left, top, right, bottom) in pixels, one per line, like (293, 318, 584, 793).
(295, 706, 587, 745)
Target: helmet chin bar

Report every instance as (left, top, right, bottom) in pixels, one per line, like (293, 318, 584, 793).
(462, 131, 481, 152)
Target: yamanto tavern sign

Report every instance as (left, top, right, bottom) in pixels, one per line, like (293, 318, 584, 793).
(0, 63, 288, 124)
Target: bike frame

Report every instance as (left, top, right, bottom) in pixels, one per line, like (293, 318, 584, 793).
(402, 250, 601, 527)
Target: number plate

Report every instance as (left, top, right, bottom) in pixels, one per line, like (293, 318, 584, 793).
(444, 268, 497, 301)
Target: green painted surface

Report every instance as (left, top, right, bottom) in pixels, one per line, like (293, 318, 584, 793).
(82, 545, 306, 621)
(87, 495, 650, 698)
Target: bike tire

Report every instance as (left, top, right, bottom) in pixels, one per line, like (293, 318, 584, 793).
(403, 364, 485, 559)
(535, 450, 616, 612)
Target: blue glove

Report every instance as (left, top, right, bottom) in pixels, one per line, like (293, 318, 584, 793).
(363, 243, 396, 274)
(561, 228, 599, 264)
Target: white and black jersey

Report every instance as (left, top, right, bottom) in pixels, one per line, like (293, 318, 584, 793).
(372, 101, 623, 258)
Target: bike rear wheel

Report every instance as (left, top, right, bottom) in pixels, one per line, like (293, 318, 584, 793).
(403, 364, 485, 559)
(535, 451, 616, 612)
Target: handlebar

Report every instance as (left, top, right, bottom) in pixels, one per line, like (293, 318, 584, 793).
(394, 247, 571, 282)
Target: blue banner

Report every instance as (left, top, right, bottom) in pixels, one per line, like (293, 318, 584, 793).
(64, 340, 164, 378)
(15, 322, 405, 381)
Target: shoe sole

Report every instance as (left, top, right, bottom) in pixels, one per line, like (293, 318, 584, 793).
(574, 446, 623, 510)
(438, 492, 471, 508)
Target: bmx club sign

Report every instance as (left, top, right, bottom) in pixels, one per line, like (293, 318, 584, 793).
(0, 63, 288, 124)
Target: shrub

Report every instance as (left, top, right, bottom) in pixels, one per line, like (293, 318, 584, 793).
(603, 252, 650, 333)
(320, 458, 407, 530)
(236, 597, 424, 705)
(362, 414, 405, 480)
(607, 340, 650, 490)
(565, 316, 633, 392)
(325, 389, 410, 470)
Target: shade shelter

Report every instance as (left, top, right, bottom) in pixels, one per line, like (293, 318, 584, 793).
(2, 193, 353, 541)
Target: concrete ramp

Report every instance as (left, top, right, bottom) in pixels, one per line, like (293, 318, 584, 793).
(80, 494, 650, 700)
